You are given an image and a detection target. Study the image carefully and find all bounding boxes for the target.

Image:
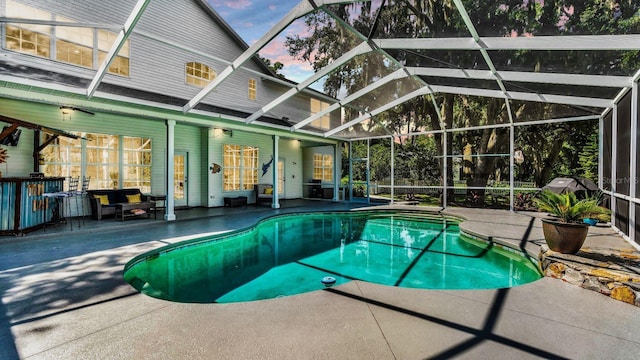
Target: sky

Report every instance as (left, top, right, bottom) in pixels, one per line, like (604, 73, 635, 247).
(206, 0, 314, 83)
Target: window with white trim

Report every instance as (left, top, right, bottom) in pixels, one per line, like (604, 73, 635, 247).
(3, 1, 130, 75)
(41, 132, 151, 192)
(5, 0, 51, 58)
(123, 136, 152, 190)
(248, 78, 257, 100)
(223, 144, 259, 191)
(310, 98, 331, 130)
(313, 154, 333, 181)
(186, 61, 216, 87)
(56, 16, 93, 68)
(98, 30, 130, 76)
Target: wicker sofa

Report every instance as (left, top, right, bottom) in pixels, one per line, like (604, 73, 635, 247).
(254, 184, 273, 206)
(87, 188, 154, 220)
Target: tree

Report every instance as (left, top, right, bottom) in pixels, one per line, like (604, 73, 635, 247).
(286, 0, 639, 203)
(259, 56, 285, 79)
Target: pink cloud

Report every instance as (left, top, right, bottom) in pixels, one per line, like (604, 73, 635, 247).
(260, 39, 313, 73)
(224, 0, 251, 10)
(269, 4, 277, 11)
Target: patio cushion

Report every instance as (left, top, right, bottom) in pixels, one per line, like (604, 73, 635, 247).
(126, 194, 141, 203)
(95, 194, 109, 205)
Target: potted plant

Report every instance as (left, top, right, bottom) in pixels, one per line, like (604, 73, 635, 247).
(533, 190, 611, 254)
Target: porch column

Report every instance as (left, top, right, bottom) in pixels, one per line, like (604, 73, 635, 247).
(272, 135, 280, 209)
(165, 119, 176, 221)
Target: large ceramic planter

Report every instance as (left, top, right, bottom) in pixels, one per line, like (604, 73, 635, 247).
(541, 218, 589, 254)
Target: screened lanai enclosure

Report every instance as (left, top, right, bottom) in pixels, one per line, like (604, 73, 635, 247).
(211, 0, 639, 245)
(1, 0, 639, 246)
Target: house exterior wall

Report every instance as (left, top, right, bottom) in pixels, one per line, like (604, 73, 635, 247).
(0, 0, 342, 214)
(204, 130, 304, 207)
(0, 97, 204, 208)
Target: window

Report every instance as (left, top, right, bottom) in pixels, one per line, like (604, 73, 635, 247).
(3, 1, 129, 75)
(186, 62, 216, 87)
(223, 144, 259, 191)
(41, 132, 151, 193)
(85, 133, 119, 189)
(5, 0, 51, 58)
(123, 136, 152, 190)
(313, 154, 333, 181)
(248, 78, 257, 100)
(41, 136, 81, 190)
(98, 30, 131, 76)
(310, 98, 331, 130)
(56, 17, 94, 68)
(242, 146, 259, 189)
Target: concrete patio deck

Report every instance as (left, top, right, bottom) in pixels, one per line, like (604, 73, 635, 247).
(1, 201, 639, 359)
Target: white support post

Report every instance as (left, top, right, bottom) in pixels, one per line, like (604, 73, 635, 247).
(348, 141, 353, 201)
(272, 135, 280, 209)
(390, 136, 395, 205)
(366, 139, 370, 204)
(598, 116, 604, 190)
(165, 119, 176, 221)
(611, 105, 618, 230)
(629, 81, 638, 244)
(509, 124, 515, 212)
(442, 131, 448, 208)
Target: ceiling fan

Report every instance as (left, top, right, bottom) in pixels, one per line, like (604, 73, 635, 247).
(59, 106, 95, 115)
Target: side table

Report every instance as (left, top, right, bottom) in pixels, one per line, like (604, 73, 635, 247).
(149, 194, 167, 219)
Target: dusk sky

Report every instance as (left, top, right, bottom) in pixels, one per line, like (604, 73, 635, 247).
(206, 0, 315, 83)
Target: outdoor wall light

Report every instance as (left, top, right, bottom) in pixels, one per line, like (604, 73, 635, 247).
(212, 128, 232, 137)
(60, 106, 71, 121)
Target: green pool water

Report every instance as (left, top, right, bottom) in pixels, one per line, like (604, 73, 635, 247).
(123, 211, 542, 303)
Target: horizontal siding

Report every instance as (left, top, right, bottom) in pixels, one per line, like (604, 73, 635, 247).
(138, 0, 247, 62)
(0, 124, 33, 177)
(205, 130, 304, 206)
(303, 145, 335, 184)
(174, 123, 203, 207)
(15, 0, 132, 23)
(3, 0, 331, 125)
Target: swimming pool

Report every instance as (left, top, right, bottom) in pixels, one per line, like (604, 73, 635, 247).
(124, 211, 542, 303)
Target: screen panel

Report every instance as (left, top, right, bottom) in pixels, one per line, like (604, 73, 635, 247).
(602, 112, 613, 191)
(616, 92, 631, 196)
(615, 198, 629, 236)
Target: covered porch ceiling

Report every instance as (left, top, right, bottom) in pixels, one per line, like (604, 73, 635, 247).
(1, 0, 639, 141)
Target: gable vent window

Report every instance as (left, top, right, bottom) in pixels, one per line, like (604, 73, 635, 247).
(186, 62, 216, 88)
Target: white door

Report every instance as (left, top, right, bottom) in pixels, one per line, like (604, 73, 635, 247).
(174, 151, 188, 207)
